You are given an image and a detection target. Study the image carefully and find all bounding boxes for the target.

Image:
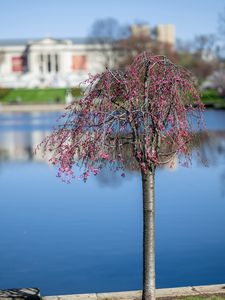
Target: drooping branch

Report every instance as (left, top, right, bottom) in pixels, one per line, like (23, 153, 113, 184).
(37, 52, 204, 182)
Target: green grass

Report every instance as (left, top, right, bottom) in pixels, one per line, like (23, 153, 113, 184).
(0, 88, 82, 104)
(201, 89, 225, 108)
(0, 87, 225, 108)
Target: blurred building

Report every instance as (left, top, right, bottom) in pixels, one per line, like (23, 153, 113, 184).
(0, 24, 176, 88)
(156, 24, 176, 46)
(130, 23, 176, 46)
(130, 24, 151, 38)
(0, 37, 109, 88)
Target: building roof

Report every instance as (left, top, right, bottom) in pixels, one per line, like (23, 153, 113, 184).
(0, 37, 91, 46)
(0, 39, 29, 46)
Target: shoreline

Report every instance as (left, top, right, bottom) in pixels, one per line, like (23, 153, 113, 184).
(0, 103, 225, 114)
(42, 284, 225, 300)
(0, 104, 67, 113)
(0, 104, 66, 113)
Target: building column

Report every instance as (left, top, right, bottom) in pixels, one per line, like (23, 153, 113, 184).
(51, 54, 55, 73)
(55, 54, 59, 72)
(43, 54, 47, 74)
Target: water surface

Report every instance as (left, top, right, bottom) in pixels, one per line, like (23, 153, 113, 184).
(0, 110, 224, 295)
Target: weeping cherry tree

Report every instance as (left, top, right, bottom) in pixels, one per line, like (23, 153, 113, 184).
(37, 52, 204, 300)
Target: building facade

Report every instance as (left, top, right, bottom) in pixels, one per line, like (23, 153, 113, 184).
(0, 24, 176, 88)
(156, 24, 176, 46)
(0, 38, 109, 88)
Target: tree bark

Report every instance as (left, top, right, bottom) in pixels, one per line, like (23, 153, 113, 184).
(142, 169, 156, 300)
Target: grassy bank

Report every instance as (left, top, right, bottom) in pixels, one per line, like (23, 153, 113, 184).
(201, 89, 225, 109)
(0, 88, 225, 108)
(0, 88, 82, 104)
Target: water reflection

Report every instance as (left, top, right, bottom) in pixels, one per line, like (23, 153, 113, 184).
(0, 112, 55, 163)
(195, 130, 225, 165)
(0, 110, 225, 296)
(0, 112, 225, 170)
(0, 130, 49, 162)
(0, 112, 225, 193)
(0, 111, 225, 191)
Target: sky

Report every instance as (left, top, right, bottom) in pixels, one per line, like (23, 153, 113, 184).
(0, 0, 224, 42)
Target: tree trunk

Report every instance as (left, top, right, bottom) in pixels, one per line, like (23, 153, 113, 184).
(141, 169, 156, 300)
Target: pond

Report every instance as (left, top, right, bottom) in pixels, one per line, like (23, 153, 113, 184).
(0, 110, 225, 296)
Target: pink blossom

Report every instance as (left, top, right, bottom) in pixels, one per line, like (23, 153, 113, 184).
(100, 152, 110, 160)
(36, 52, 204, 181)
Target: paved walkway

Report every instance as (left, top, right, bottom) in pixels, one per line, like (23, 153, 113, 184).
(0, 104, 65, 113)
(43, 284, 225, 300)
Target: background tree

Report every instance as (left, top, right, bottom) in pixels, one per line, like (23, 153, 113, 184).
(118, 23, 178, 68)
(194, 34, 216, 59)
(217, 6, 225, 59)
(38, 52, 204, 300)
(118, 33, 152, 67)
(177, 35, 218, 82)
(218, 6, 225, 35)
(88, 17, 129, 68)
(89, 19, 178, 71)
(0, 50, 5, 71)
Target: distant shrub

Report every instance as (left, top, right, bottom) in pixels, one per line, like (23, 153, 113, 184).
(71, 88, 82, 97)
(0, 88, 12, 100)
(202, 89, 224, 101)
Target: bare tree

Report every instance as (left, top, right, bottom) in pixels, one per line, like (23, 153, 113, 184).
(89, 18, 129, 68)
(0, 50, 5, 71)
(118, 35, 179, 69)
(89, 19, 178, 70)
(218, 7, 225, 38)
(216, 7, 225, 59)
(176, 35, 219, 81)
(194, 34, 216, 60)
